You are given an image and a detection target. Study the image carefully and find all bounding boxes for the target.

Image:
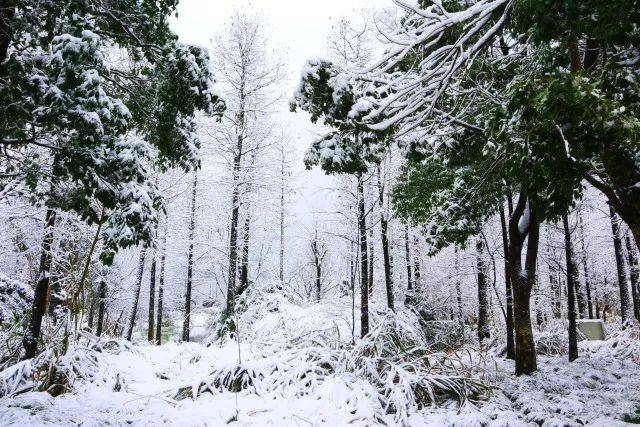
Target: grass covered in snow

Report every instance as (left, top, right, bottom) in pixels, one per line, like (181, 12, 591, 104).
(1, 285, 639, 426)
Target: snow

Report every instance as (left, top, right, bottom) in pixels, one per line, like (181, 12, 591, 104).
(2, 291, 639, 426)
(518, 201, 530, 234)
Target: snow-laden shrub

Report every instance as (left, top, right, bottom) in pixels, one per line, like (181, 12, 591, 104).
(0, 274, 32, 326)
(172, 285, 490, 424)
(0, 329, 133, 398)
(535, 320, 569, 356)
(347, 315, 489, 421)
(0, 343, 98, 397)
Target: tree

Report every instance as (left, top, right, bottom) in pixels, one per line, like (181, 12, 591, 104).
(147, 252, 156, 342)
(96, 280, 107, 337)
(563, 214, 578, 362)
(377, 165, 394, 311)
(211, 10, 282, 323)
(476, 238, 490, 343)
(310, 229, 328, 302)
(3, 1, 224, 358)
(609, 206, 632, 324)
(499, 201, 515, 359)
(126, 248, 147, 341)
(182, 173, 197, 342)
(625, 233, 640, 321)
(155, 219, 168, 345)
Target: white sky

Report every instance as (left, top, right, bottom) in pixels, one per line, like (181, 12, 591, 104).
(170, 0, 391, 234)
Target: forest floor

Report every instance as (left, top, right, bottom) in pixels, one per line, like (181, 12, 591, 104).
(1, 337, 639, 426)
(1, 288, 640, 426)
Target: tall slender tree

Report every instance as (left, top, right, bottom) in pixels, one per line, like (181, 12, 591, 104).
(183, 173, 197, 342)
(147, 253, 156, 342)
(563, 214, 578, 362)
(126, 248, 147, 341)
(155, 219, 168, 345)
(96, 280, 107, 337)
(499, 204, 515, 359)
(476, 238, 490, 343)
(609, 206, 632, 324)
(377, 166, 394, 311)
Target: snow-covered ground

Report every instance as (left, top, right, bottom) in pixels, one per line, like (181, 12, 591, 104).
(1, 288, 639, 426)
(1, 340, 639, 426)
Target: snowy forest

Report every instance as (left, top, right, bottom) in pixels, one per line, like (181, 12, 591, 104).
(1, 0, 640, 425)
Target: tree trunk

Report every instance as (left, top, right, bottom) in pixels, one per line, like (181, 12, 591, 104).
(578, 213, 594, 319)
(507, 195, 539, 375)
(125, 248, 147, 341)
(534, 278, 544, 328)
(609, 205, 632, 324)
(499, 203, 515, 359)
(624, 234, 640, 321)
(454, 246, 463, 320)
(405, 225, 412, 292)
(476, 239, 490, 342)
(358, 173, 369, 337)
(377, 169, 394, 311)
(87, 296, 95, 330)
(155, 221, 167, 345)
(147, 253, 156, 342)
(563, 214, 579, 362)
(368, 228, 374, 296)
(279, 158, 286, 289)
(96, 280, 107, 337)
(312, 233, 322, 302)
(23, 207, 56, 359)
(413, 236, 422, 293)
(183, 173, 197, 342)
(238, 212, 251, 296)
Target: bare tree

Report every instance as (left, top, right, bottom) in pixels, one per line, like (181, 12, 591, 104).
(211, 10, 283, 319)
(609, 206, 632, 324)
(156, 219, 167, 345)
(310, 229, 328, 302)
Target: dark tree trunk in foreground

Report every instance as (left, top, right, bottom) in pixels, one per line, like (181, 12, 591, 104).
(625, 234, 640, 321)
(499, 204, 515, 359)
(156, 221, 167, 345)
(96, 280, 107, 337)
(183, 174, 197, 342)
(609, 206, 632, 324)
(476, 239, 490, 343)
(126, 248, 147, 341)
(147, 254, 156, 342)
(23, 207, 57, 359)
(377, 169, 394, 311)
(563, 214, 579, 362)
(507, 195, 539, 375)
(358, 173, 369, 337)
